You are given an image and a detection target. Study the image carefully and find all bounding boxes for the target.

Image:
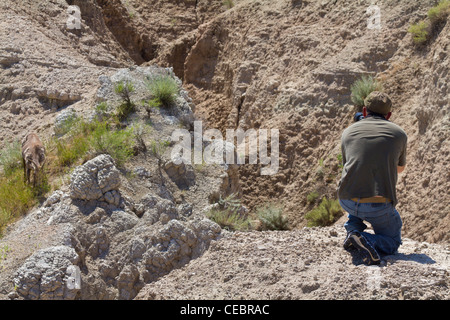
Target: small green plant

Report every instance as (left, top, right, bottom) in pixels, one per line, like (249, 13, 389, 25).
(350, 75, 382, 107)
(256, 203, 289, 231)
(207, 207, 251, 231)
(0, 140, 22, 176)
(408, 1, 450, 47)
(54, 133, 90, 167)
(223, 0, 234, 9)
(146, 74, 179, 108)
(0, 244, 11, 262)
(408, 21, 429, 45)
(427, 0, 450, 24)
(0, 168, 37, 236)
(142, 98, 161, 118)
(207, 194, 252, 231)
(96, 102, 108, 113)
(305, 197, 342, 227)
(306, 191, 320, 204)
(218, 192, 241, 212)
(89, 121, 135, 167)
(114, 80, 135, 120)
(337, 153, 344, 169)
(149, 139, 170, 159)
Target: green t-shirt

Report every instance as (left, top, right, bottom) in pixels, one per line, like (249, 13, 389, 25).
(338, 116, 407, 206)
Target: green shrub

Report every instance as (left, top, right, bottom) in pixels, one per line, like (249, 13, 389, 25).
(408, 1, 450, 47)
(146, 75, 179, 107)
(428, 0, 450, 24)
(52, 118, 135, 169)
(256, 203, 289, 231)
(223, 0, 234, 9)
(89, 121, 134, 167)
(350, 75, 382, 107)
(207, 207, 252, 231)
(305, 197, 342, 227)
(0, 140, 22, 177)
(218, 192, 241, 212)
(206, 193, 252, 231)
(114, 81, 135, 120)
(55, 133, 90, 167)
(0, 168, 36, 236)
(408, 21, 429, 45)
(306, 191, 320, 204)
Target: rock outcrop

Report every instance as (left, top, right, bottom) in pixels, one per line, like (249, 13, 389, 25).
(3, 153, 222, 300)
(13, 246, 80, 300)
(69, 154, 121, 203)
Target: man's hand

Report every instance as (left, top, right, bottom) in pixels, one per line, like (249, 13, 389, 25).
(397, 166, 405, 174)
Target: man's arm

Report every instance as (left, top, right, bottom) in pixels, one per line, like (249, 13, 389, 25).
(397, 165, 405, 174)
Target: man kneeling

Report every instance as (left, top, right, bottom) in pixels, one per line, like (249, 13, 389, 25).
(338, 91, 407, 265)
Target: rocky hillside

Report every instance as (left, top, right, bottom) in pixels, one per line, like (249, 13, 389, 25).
(169, 0, 450, 243)
(0, 0, 448, 300)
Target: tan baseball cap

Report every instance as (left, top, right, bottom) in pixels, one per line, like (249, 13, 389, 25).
(364, 91, 392, 115)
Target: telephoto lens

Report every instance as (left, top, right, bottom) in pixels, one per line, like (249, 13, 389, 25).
(354, 112, 364, 122)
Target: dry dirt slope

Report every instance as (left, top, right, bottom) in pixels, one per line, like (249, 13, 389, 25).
(167, 0, 450, 244)
(136, 225, 449, 300)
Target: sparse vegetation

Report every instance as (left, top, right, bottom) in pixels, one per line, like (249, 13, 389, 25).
(306, 191, 320, 204)
(0, 164, 48, 237)
(305, 197, 343, 227)
(51, 117, 136, 169)
(256, 202, 289, 231)
(89, 121, 135, 167)
(207, 207, 252, 231)
(408, 21, 429, 45)
(427, 0, 450, 24)
(94, 101, 109, 121)
(146, 74, 179, 108)
(149, 139, 171, 159)
(223, 0, 234, 9)
(207, 193, 252, 231)
(0, 244, 11, 263)
(408, 1, 450, 46)
(337, 153, 343, 169)
(0, 140, 22, 176)
(350, 75, 382, 107)
(0, 138, 53, 236)
(114, 80, 136, 120)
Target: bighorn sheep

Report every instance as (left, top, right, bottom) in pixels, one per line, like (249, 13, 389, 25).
(22, 133, 46, 187)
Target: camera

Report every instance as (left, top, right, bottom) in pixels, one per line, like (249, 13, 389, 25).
(354, 112, 364, 122)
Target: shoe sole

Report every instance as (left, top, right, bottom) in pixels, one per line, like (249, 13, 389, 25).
(343, 236, 355, 252)
(349, 234, 380, 264)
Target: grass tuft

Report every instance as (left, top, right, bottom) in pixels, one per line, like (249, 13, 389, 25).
(146, 74, 179, 108)
(256, 203, 289, 231)
(305, 197, 343, 227)
(350, 75, 382, 107)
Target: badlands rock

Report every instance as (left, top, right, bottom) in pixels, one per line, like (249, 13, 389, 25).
(69, 154, 121, 201)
